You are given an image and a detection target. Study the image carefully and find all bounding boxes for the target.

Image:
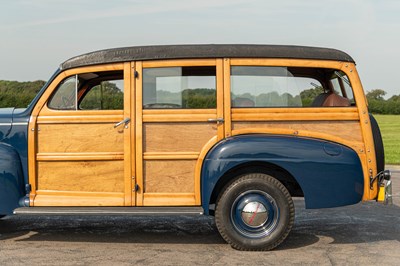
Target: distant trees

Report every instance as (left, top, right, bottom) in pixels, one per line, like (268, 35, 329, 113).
(0, 80, 398, 114)
(366, 89, 400, 114)
(0, 80, 45, 108)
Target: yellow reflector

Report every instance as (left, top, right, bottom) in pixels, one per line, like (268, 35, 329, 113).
(377, 184, 385, 202)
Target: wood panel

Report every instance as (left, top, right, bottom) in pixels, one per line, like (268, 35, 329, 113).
(231, 108, 359, 121)
(144, 160, 196, 193)
(37, 123, 124, 153)
(232, 121, 363, 143)
(37, 161, 124, 193)
(142, 193, 196, 206)
(36, 152, 124, 161)
(143, 123, 216, 152)
(143, 152, 199, 160)
(33, 191, 124, 206)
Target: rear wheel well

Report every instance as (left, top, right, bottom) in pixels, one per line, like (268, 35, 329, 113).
(209, 162, 303, 215)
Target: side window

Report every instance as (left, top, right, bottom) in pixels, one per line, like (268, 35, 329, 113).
(48, 71, 124, 110)
(231, 66, 356, 108)
(48, 75, 78, 110)
(330, 71, 355, 105)
(80, 79, 124, 110)
(143, 66, 216, 109)
(231, 66, 303, 107)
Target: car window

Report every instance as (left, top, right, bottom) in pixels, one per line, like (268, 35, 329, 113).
(48, 71, 124, 110)
(79, 79, 124, 110)
(330, 71, 355, 105)
(231, 66, 355, 108)
(143, 66, 216, 109)
(48, 75, 78, 110)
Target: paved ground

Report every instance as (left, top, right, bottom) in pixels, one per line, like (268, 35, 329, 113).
(1, 168, 399, 265)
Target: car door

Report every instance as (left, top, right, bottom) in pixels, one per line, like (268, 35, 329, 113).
(29, 63, 135, 206)
(134, 59, 225, 206)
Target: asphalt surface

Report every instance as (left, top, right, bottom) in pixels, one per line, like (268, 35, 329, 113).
(1, 168, 399, 265)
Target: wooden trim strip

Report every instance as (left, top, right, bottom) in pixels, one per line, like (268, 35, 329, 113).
(231, 111, 359, 121)
(194, 136, 218, 205)
(143, 113, 217, 122)
(143, 59, 216, 68)
(135, 61, 144, 206)
(230, 58, 345, 68)
(223, 58, 232, 138)
(143, 152, 199, 160)
(232, 107, 358, 114)
(343, 64, 377, 200)
(143, 109, 215, 115)
(33, 191, 125, 207)
(143, 193, 196, 206)
(216, 58, 225, 140)
(36, 190, 125, 197)
(36, 152, 124, 161)
(37, 115, 123, 124)
(125, 61, 134, 206)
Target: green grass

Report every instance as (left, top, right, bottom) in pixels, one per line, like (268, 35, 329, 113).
(374, 115, 400, 165)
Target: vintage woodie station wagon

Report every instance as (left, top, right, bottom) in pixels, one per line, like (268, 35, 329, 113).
(0, 44, 392, 250)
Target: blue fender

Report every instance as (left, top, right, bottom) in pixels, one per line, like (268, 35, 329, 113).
(201, 135, 364, 214)
(0, 142, 25, 215)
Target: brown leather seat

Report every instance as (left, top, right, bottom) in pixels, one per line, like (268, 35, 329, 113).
(312, 93, 350, 107)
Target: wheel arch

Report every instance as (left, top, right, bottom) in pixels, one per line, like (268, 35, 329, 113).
(208, 161, 303, 215)
(0, 142, 26, 215)
(201, 134, 364, 214)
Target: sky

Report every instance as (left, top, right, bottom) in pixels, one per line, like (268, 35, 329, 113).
(0, 0, 399, 97)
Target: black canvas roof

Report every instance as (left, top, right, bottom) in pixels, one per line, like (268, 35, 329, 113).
(61, 44, 355, 70)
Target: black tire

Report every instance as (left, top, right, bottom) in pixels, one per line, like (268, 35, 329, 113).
(369, 114, 385, 173)
(0, 215, 5, 219)
(215, 173, 294, 251)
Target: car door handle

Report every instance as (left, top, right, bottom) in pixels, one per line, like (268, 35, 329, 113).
(208, 118, 224, 124)
(114, 118, 131, 128)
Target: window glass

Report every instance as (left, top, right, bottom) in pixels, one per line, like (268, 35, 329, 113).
(330, 71, 355, 104)
(231, 66, 303, 107)
(143, 66, 216, 109)
(48, 75, 77, 110)
(80, 79, 124, 110)
(48, 71, 124, 110)
(231, 66, 356, 108)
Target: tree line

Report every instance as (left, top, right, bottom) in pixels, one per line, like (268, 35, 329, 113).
(0, 80, 399, 114)
(366, 89, 400, 115)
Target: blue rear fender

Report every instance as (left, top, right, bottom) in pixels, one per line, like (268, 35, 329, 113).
(0, 142, 25, 215)
(201, 135, 364, 214)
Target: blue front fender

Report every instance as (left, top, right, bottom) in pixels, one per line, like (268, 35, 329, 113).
(201, 135, 364, 214)
(0, 143, 25, 215)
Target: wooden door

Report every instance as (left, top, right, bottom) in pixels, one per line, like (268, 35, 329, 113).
(135, 59, 224, 206)
(29, 63, 134, 206)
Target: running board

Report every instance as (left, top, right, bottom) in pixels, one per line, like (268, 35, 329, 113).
(13, 207, 204, 216)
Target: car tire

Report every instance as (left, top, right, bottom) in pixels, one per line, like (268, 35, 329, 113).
(215, 173, 294, 251)
(369, 114, 385, 173)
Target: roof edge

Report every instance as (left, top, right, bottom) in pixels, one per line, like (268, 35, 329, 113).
(61, 44, 355, 70)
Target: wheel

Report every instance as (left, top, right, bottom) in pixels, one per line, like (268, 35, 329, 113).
(215, 173, 295, 251)
(0, 215, 5, 219)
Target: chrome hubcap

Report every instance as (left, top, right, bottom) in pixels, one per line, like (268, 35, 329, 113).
(231, 190, 280, 239)
(241, 201, 268, 227)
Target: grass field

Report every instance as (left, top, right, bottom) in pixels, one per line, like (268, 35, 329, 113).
(375, 115, 400, 165)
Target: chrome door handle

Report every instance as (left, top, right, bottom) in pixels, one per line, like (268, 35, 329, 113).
(114, 118, 131, 128)
(208, 118, 224, 124)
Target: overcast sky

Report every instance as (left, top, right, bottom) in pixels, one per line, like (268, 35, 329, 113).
(0, 0, 399, 97)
